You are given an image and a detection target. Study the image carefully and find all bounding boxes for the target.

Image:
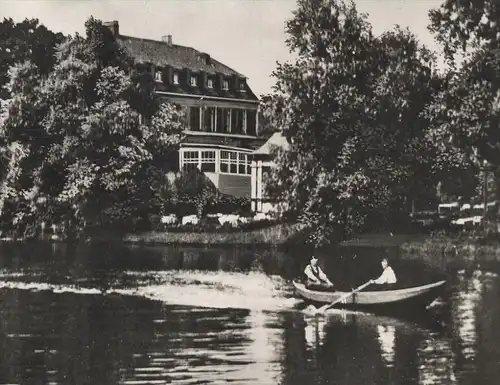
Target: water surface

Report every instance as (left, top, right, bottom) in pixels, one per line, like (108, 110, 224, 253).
(0, 241, 499, 385)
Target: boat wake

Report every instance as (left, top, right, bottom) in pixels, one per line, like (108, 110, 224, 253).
(0, 269, 303, 313)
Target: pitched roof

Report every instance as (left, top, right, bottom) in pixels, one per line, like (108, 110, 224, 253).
(117, 35, 244, 77)
(253, 132, 289, 155)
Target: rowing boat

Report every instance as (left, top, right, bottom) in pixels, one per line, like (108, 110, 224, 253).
(293, 280, 446, 313)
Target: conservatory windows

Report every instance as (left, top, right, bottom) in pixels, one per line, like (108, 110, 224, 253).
(180, 149, 251, 175)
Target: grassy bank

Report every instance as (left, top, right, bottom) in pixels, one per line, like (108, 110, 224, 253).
(400, 232, 500, 270)
(121, 222, 304, 245)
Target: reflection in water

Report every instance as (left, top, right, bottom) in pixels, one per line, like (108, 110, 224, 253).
(304, 316, 328, 350)
(377, 324, 396, 367)
(417, 336, 457, 385)
(454, 270, 482, 364)
(453, 270, 484, 372)
(240, 311, 284, 384)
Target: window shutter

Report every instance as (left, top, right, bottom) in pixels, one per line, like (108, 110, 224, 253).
(184, 68, 191, 86)
(201, 71, 208, 89)
(216, 73, 224, 91)
(232, 74, 239, 92)
(162, 65, 172, 84)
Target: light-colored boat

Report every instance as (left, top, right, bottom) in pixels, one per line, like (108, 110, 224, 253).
(293, 280, 446, 311)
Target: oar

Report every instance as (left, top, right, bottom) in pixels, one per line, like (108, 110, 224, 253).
(315, 280, 372, 314)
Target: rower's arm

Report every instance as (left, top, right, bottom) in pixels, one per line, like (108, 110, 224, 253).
(373, 270, 387, 284)
(317, 267, 333, 284)
(317, 267, 329, 282)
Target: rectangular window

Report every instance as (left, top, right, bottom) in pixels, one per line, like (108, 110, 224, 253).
(154, 69, 162, 82)
(219, 150, 251, 175)
(242, 153, 251, 175)
(223, 79, 229, 90)
(216, 108, 231, 133)
(189, 107, 200, 131)
(246, 110, 257, 135)
(182, 150, 199, 171)
(216, 108, 223, 133)
(203, 107, 216, 132)
(207, 78, 214, 88)
(220, 151, 229, 173)
(173, 73, 179, 84)
(229, 152, 237, 174)
(238, 153, 247, 174)
(201, 151, 216, 172)
(231, 109, 244, 134)
(190, 76, 198, 87)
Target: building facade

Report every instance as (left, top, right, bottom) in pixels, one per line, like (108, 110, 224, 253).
(104, 21, 264, 198)
(250, 132, 289, 213)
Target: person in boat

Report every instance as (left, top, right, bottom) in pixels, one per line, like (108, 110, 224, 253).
(304, 255, 335, 291)
(370, 257, 397, 289)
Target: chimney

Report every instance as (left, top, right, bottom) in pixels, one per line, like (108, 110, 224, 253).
(162, 34, 173, 46)
(103, 20, 119, 36)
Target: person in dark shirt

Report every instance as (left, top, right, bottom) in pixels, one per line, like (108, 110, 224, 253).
(304, 256, 335, 291)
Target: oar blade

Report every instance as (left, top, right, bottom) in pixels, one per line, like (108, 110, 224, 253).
(315, 281, 372, 315)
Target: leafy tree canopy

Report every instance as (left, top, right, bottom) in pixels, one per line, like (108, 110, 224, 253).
(263, 0, 471, 245)
(429, 0, 500, 63)
(429, 1, 500, 187)
(0, 17, 184, 239)
(0, 17, 64, 99)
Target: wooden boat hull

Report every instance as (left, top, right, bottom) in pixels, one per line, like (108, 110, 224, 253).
(293, 280, 446, 313)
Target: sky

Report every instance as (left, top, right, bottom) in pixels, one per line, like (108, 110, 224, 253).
(0, 0, 445, 96)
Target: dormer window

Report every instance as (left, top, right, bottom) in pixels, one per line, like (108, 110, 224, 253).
(222, 79, 229, 91)
(239, 80, 246, 91)
(207, 78, 214, 89)
(190, 76, 198, 87)
(154, 70, 162, 82)
(173, 73, 179, 85)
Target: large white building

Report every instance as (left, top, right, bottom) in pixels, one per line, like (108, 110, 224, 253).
(104, 20, 265, 199)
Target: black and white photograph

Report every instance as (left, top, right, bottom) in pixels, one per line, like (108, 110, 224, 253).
(0, 0, 499, 384)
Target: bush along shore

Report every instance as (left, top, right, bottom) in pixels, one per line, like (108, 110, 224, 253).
(400, 230, 500, 271)
(339, 228, 500, 272)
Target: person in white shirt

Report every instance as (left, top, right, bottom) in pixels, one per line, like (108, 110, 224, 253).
(304, 255, 335, 291)
(370, 257, 397, 288)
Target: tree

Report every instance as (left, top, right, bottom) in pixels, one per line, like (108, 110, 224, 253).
(265, 0, 445, 245)
(429, 1, 500, 201)
(258, 94, 285, 138)
(0, 18, 64, 99)
(173, 169, 218, 218)
(428, 0, 500, 63)
(0, 17, 184, 239)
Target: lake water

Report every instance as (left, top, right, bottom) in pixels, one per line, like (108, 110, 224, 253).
(0, 241, 499, 385)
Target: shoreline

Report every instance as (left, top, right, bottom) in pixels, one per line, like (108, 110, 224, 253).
(2, 226, 500, 257)
(104, 222, 304, 246)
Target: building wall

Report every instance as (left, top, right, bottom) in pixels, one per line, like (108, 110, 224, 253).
(218, 174, 251, 198)
(161, 95, 261, 200)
